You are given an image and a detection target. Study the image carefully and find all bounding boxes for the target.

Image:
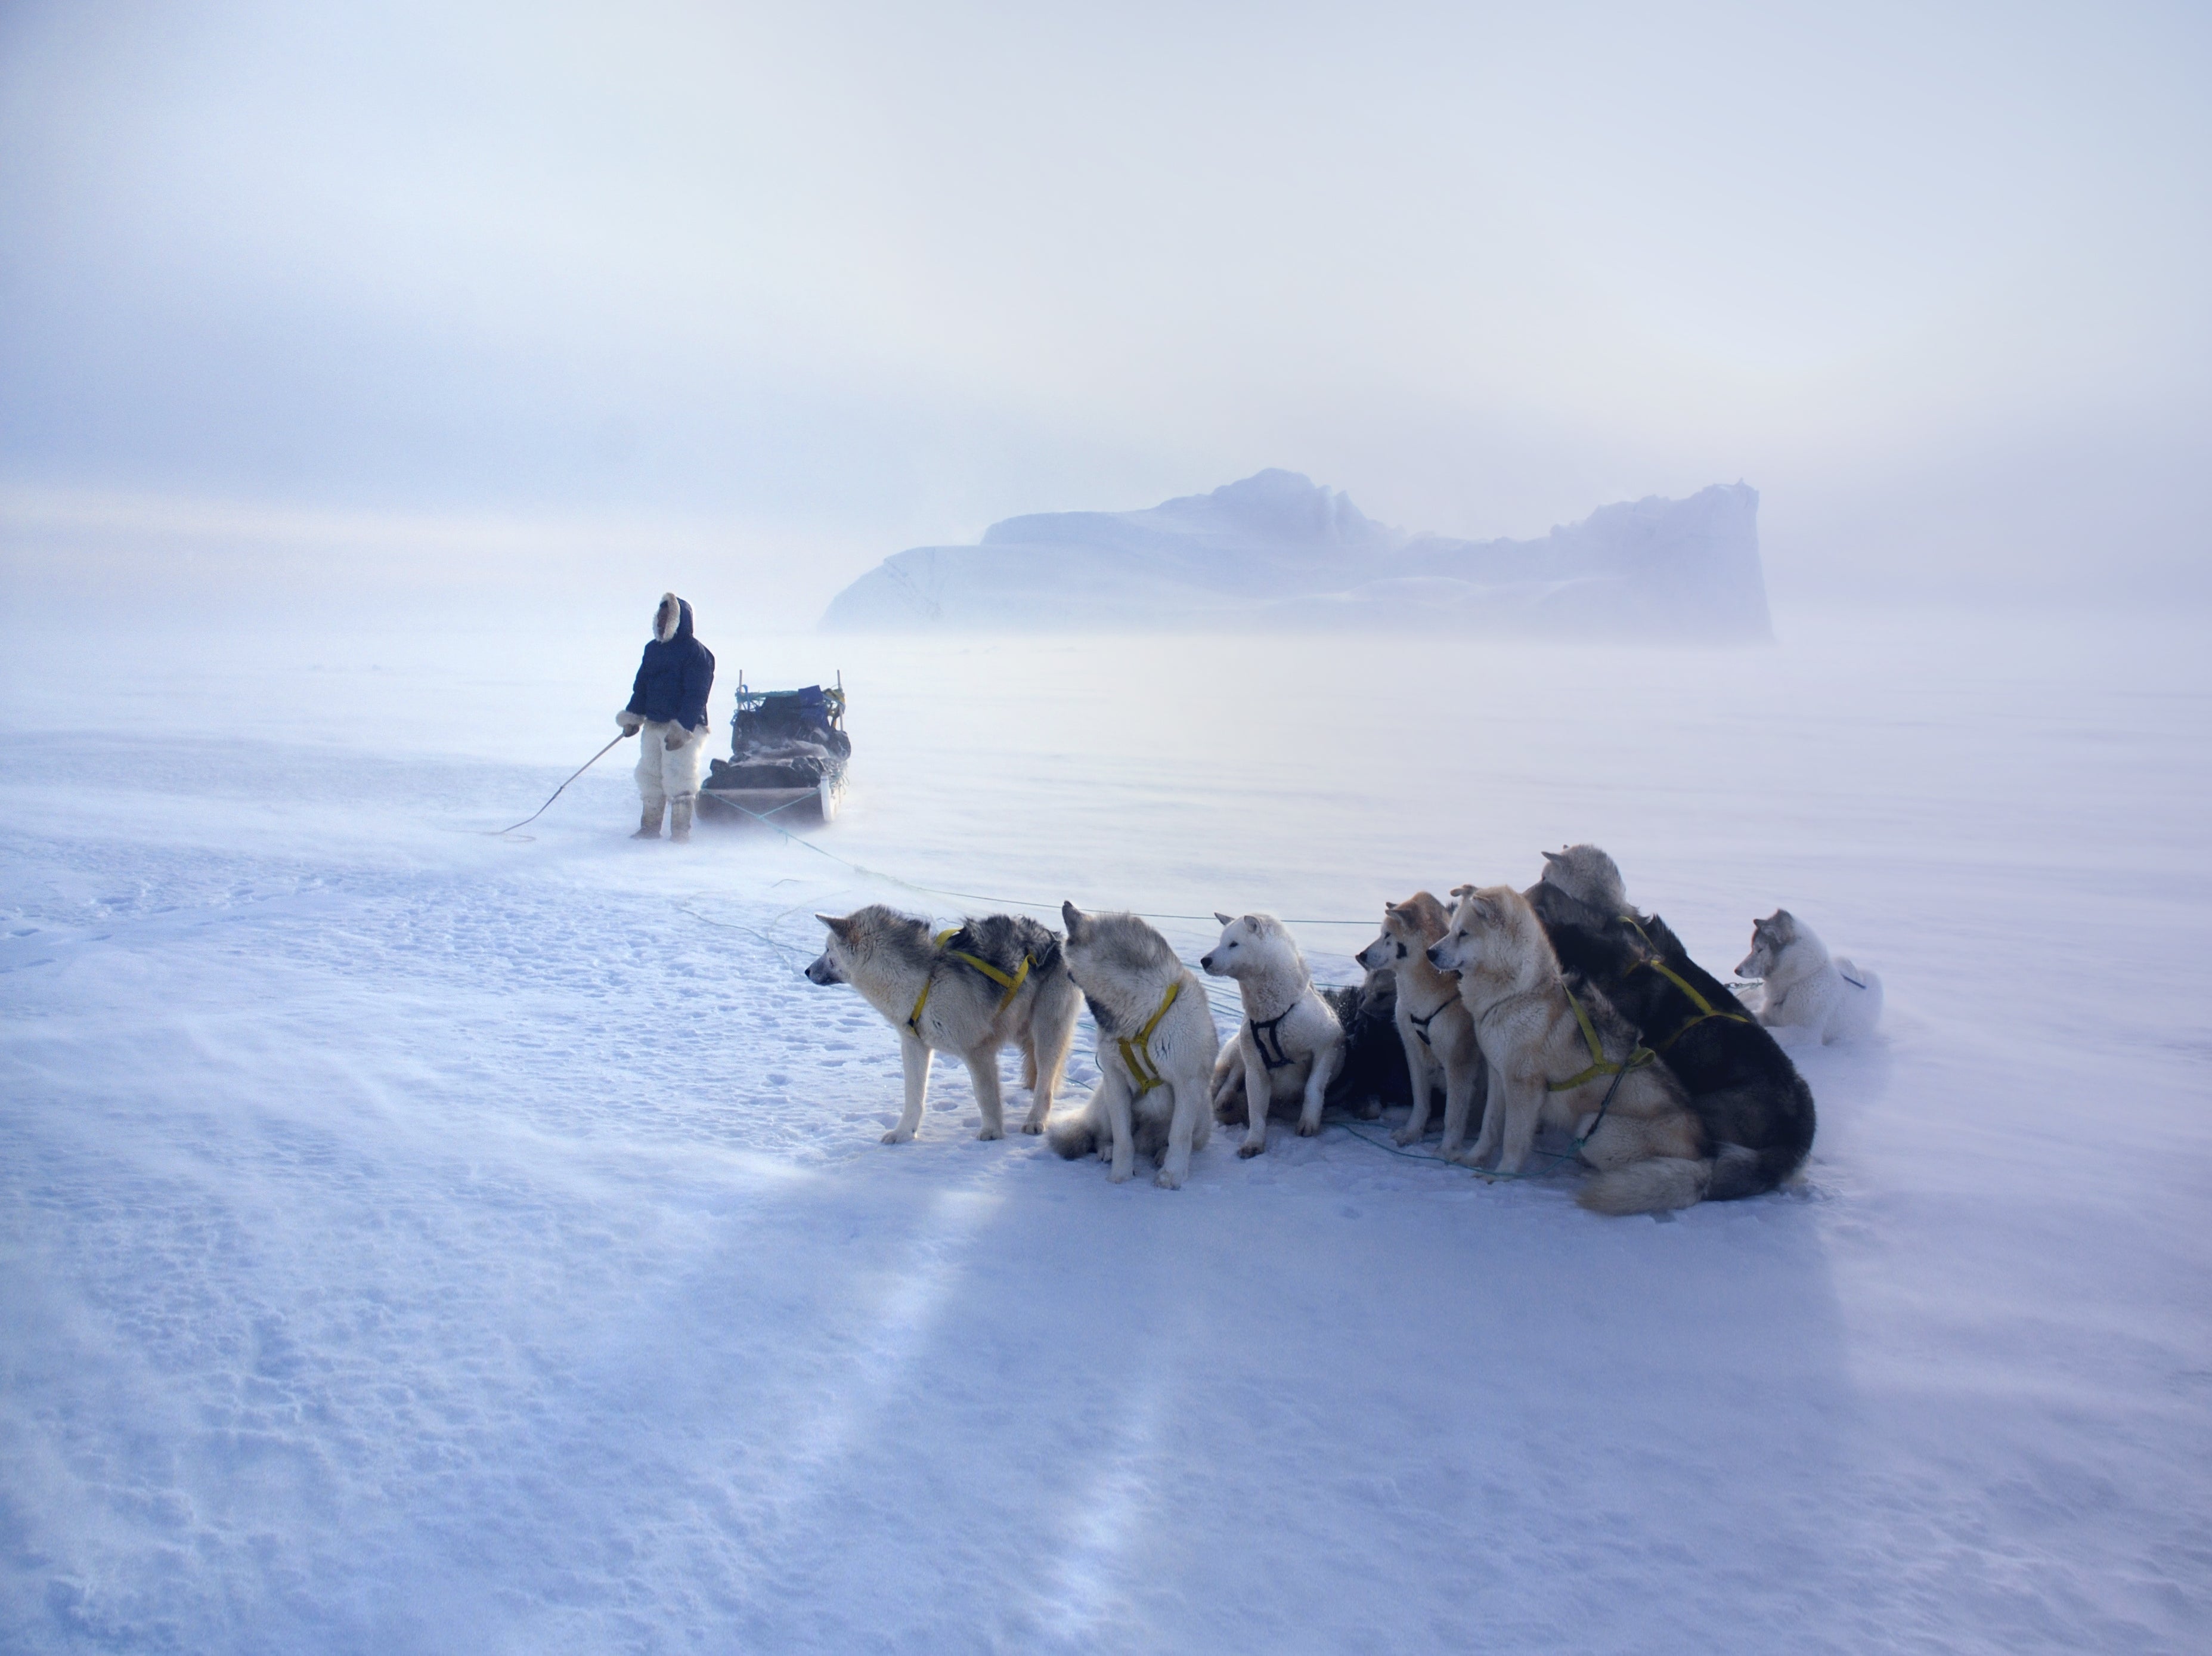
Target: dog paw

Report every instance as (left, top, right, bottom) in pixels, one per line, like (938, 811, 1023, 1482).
(1021, 1122, 1045, 1135)
(881, 1129, 913, 1144)
(1295, 1119, 1321, 1137)
(1154, 1168, 1185, 1190)
(1238, 1139, 1266, 1159)
(1107, 1165, 1131, 1184)
(1391, 1125, 1424, 1147)
(975, 1126, 1004, 1141)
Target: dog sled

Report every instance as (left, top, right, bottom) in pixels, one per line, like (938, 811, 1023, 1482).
(697, 673, 851, 827)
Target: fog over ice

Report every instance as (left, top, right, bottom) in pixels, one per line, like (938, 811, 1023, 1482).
(2, 1, 2208, 627)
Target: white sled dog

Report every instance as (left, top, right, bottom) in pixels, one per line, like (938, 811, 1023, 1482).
(806, 906, 1079, 1143)
(1203, 912, 1345, 1156)
(1430, 884, 1715, 1214)
(1355, 892, 1487, 1156)
(1737, 910, 1883, 1044)
(1047, 903, 1220, 1186)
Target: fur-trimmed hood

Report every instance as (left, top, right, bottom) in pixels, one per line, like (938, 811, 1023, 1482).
(653, 592, 694, 645)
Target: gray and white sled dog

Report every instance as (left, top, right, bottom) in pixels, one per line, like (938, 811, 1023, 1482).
(1533, 843, 1631, 914)
(806, 906, 1079, 1143)
(1430, 884, 1713, 1214)
(1355, 892, 1488, 1156)
(1737, 910, 1883, 1044)
(1203, 912, 1345, 1156)
(1047, 903, 1220, 1186)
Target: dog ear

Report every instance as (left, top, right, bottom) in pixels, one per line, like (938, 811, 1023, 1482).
(814, 912, 850, 936)
(1061, 900, 1086, 938)
(1542, 849, 1566, 865)
(1242, 914, 1259, 930)
(1449, 883, 1475, 899)
(1213, 911, 1234, 927)
(1383, 900, 1399, 913)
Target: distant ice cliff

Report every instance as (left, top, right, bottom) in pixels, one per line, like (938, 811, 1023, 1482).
(820, 469, 1771, 640)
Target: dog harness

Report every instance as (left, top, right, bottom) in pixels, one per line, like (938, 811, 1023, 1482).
(1548, 986, 1656, 1093)
(1405, 1001, 1450, 1049)
(1119, 980, 1184, 1097)
(906, 928, 1035, 1036)
(1551, 985, 1656, 1153)
(1618, 916, 1751, 1052)
(1248, 1010, 1296, 1071)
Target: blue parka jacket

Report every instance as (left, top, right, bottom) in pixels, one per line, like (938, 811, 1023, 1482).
(625, 594, 715, 732)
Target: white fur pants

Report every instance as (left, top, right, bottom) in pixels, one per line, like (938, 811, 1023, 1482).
(634, 721, 707, 809)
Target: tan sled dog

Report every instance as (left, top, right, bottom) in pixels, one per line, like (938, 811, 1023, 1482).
(1429, 884, 1712, 1214)
(1048, 903, 1220, 1186)
(1355, 893, 1488, 1156)
(806, 906, 1079, 1143)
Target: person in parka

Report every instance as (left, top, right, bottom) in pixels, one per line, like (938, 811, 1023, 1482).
(617, 592, 716, 841)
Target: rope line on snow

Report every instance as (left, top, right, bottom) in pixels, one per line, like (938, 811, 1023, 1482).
(482, 735, 628, 838)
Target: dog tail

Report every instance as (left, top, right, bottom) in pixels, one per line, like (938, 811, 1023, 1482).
(1046, 1097, 1099, 1160)
(1705, 1072, 1817, 1202)
(1578, 1156, 1710, 1215)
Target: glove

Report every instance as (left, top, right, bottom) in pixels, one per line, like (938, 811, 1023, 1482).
(664, 725, 692, 751)
(616, 710, 643, 736)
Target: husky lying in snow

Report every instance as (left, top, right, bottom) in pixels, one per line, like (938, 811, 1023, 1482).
(1046, 904, 1219, 1186)
(1201, 913, 1345, 1156)
(1356, 893, 1488, 1156)
(1431, 885, 1714, 1214)
(1528, 852, 1814, 1200)
(1738, 910, 1883, 1044)
(806, 906, 1079, 1143)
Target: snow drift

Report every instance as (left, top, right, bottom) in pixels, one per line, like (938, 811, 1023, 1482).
(821, 470, 1773, 640)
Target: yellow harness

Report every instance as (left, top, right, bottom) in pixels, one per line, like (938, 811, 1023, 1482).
(906, 928, 1035, 1036)
(1548, 986, 1656, 1092)
(1619, 917, 1751, 1052)
(1118, 980, 1184, 1096)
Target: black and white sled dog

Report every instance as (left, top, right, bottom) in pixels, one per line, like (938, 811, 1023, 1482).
(806, 906, 1079, 1143)
(1527, 845, 1816, 1199)
(1355, 891, 1488, 1156)
(1737, 909, 1883, 1045)
(1431, 884, 1712, 1214)
(1202, 912, 1346, 1156)
(1047, 904, 1220, 1186)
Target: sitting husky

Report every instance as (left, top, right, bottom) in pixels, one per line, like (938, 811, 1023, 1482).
(1355, 893, 1488, 1156)
(1528, 855, 1815, 1200)
(806, 906, 1079, 1143)
(1201, 912, 1345, 1156)
(1738, 910, 1883, 1044)
(1430, 885, 1712, 1214)
(1046, 903, 1219, 1186)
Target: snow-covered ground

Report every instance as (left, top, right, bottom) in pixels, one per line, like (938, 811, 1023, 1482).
(3, 611, 2208, 1654)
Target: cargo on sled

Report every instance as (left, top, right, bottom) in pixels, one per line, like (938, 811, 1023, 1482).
(697, 672, 851, 827)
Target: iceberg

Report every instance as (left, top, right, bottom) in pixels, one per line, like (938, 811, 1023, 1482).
(820, 469, 1772, 640)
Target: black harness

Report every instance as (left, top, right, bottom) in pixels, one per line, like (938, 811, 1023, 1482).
(1405, 1004, 1447, 1048)
(1248, 1011, 1296, 1071)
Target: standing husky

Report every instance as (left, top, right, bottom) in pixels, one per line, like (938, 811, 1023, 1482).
(1738, 910, 1883, 1044)
(806, 906, 1079, 1143)
(1430, 885, 1712, 1214)
(1202, 913, 1345, 1156)
(1047, 904, 1219, 1186)
(1528, 857, 1816, 1200)
(1355, 893, 1488, 1156)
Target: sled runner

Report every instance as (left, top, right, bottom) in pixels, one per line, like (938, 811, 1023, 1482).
(696, 672, 851, 826)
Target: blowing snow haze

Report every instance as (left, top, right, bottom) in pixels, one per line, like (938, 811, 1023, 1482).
(0, 2, 2208, 626)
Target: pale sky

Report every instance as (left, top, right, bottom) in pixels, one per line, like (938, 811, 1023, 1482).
(2, 0, 2206, 622)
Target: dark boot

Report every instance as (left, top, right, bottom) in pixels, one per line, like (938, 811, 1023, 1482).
(633, 801, 665, 839)
(670, 796, 695, 844)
